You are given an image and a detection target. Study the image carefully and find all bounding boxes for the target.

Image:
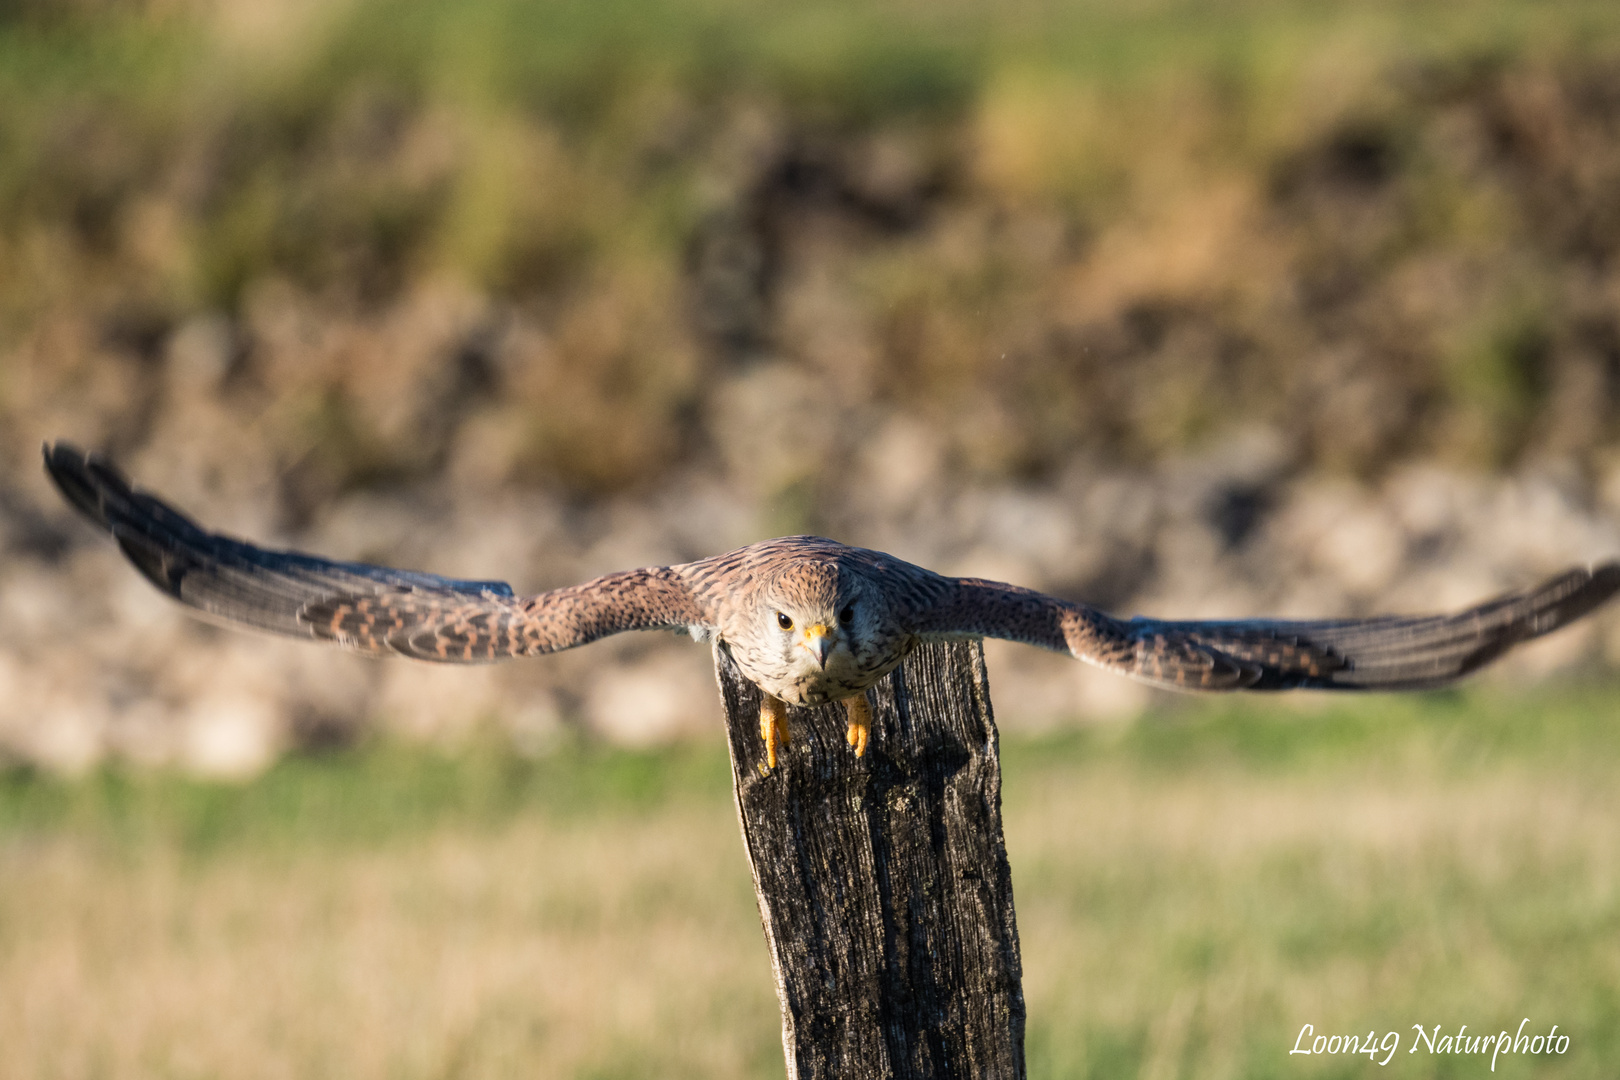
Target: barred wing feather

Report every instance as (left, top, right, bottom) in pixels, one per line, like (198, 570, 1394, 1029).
(43, 444, 706, 663)
(917, 567, 1620, 691)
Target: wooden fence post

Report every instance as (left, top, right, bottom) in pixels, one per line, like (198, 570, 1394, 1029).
(714, 639, 1027, 1080)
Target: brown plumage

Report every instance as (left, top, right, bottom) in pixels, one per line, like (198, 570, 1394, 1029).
(43, 443, 1620, 766)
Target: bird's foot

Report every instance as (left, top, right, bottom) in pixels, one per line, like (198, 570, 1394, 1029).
(759, 696, 790, 774)
(844, 694, 871, 758)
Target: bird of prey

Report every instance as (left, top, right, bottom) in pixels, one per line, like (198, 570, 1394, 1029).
(43, 443, 1620, 771)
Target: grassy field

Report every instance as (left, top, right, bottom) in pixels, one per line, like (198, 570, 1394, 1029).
(3, 682, 1618, 1079)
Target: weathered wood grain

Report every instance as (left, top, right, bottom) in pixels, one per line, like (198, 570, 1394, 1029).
(715, 639, 1026, 1080)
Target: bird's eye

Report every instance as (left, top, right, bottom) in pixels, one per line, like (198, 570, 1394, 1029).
(776, 612, 793, 630)
(838, 604, 855, 626)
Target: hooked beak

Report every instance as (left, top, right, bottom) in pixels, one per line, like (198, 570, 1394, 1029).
(802, 624, 834, 669)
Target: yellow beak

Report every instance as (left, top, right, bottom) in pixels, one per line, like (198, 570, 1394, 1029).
(802, 624, 833, 668)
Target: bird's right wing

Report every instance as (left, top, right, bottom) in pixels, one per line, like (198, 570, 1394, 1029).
(912, 566, 1620, 690)
(44, 443, 710, 663)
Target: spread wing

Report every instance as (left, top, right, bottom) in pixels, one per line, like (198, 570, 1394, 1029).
(913, 567, 1620, 691)
(44, 443, 709, 662)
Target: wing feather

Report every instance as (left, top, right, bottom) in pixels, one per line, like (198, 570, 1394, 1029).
(914, 566, 1620, 691)
(43, 443, 708, 662)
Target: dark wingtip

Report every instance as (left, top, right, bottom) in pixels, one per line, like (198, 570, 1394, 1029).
(42, 441, 154, 542)
(1572, 560, 1620, 621)
(1591, 560, 1620, 591)
(43, 441, 114, 532)
(43, 442, 204, 598)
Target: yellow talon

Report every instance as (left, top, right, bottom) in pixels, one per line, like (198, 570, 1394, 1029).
(844, 694, 871, 758)
(759, 697, 790, 772)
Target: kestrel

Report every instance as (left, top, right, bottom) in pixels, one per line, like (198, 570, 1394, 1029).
(43, 443, 1620, 770)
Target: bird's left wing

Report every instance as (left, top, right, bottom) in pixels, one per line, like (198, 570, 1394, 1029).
(44, 443, 709, 662)
(912, 566, 1620, 690)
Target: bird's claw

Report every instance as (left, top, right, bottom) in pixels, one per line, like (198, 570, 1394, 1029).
(759, 694, 869, 773)
(759, 697, 790, 772)
(844, 694, 871, 758)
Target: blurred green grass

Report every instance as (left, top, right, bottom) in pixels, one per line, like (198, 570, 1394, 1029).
(0, 735, 736, 854)
(6, 0, 1620, 304)
(3, 682, 1617, 1077)
(6, 679, 1618, 850)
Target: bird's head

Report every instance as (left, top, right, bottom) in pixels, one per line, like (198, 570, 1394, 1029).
(760, 559, 870, 679)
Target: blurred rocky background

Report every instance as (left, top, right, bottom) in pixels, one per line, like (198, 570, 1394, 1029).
(4, 0, 1620, 775)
